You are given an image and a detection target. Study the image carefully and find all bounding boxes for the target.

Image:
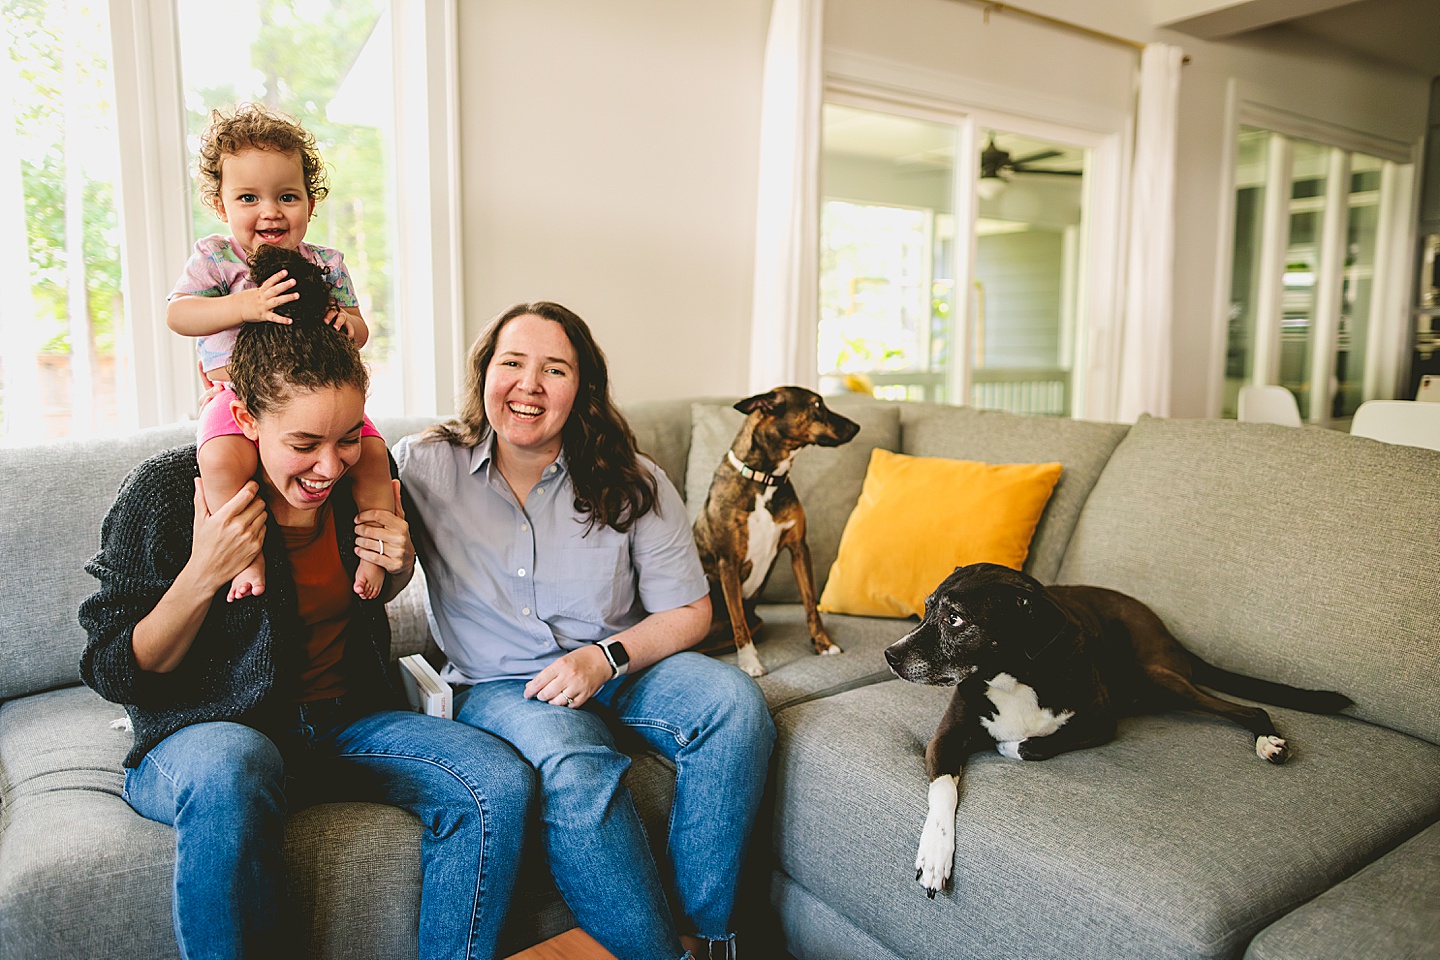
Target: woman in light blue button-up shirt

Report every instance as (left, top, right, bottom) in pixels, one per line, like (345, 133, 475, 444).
(395, 302, 776, 960)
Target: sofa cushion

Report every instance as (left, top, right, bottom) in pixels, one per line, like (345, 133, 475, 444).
(1244, 820, 1440, 960)
(623, 396, 725, 497)
(894, 403, 1129, 584)
(0, 422, 192, 702)
(683, 396, 902, 602)
(771, 872, 907, 960)
(1057, 417, 1440, 746)
(819, 451, 1062, 618)
(769, 678, 1440, 960)
(0, 682, 677, 958)
(716, 606, 907, 711)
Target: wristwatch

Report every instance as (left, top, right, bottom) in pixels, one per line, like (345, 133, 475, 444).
(599, 638, 630, 678)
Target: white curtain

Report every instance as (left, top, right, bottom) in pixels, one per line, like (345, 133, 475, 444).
(747, 0, 823, 393)
(1114, 43, 1184, 422)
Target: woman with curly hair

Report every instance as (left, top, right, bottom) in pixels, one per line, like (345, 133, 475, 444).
(81, 283, 534, 960)
(395, 302, 775, 960)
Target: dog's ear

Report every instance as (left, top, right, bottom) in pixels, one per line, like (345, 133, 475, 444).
(735, 389, 781, 416)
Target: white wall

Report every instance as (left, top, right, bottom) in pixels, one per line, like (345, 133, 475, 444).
(455, 0, 770, 404)
(454, 0, 1432, 416)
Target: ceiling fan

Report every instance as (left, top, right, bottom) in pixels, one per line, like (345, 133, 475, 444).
(979, 135, 1081, 182)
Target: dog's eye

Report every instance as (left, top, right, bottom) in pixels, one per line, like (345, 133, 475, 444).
(1017, 596, 1031, 611)
(947, 614, 966, 629)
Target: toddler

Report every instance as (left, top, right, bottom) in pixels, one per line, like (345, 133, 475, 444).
(168, 103, 393, 601)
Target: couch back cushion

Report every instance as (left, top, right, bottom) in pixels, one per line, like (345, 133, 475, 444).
(623, 397, 718, 495)
(0, 416, 438, 703)
(1, 423, 196, 701)
(896, 403, 1129, 584)
(1058, 417, 1440, 745)
(683, 396, 902, 602)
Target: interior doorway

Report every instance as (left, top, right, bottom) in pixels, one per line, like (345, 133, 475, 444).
(818, 97, 1100, 416)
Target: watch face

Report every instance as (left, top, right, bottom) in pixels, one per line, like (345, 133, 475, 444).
(609, 640, 630, 667)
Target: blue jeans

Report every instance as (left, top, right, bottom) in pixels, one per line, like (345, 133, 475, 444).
(455, 651, 775, 960)
(123, 701, 535, 960)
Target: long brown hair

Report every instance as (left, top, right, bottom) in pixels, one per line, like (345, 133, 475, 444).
(424, 302, 657, 533)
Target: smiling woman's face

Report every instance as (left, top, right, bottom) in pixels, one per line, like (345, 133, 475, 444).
(236, 383, 366, 527)
(483, 313, 580, 463)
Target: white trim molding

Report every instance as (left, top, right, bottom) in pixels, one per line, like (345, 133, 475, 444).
(392, 0, 466, 416)
(108, 0, 196, 428)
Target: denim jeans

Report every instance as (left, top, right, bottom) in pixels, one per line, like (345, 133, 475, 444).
(454, 651, 776, 960)
(123, 701, 535, 960)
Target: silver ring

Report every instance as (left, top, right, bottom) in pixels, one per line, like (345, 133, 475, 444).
(564, 696, 575, 706)
(376, 538, 384, 557)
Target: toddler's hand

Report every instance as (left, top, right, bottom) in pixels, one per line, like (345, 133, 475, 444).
(325, 307, 354, 339)
(239, 270, 297, 324)
(197, 363, 223, 411)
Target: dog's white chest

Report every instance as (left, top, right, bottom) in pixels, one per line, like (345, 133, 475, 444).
(979, 672, 1074, 748)
(741, 486, 794, 597)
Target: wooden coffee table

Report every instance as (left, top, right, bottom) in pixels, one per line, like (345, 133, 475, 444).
(503, 928, 618, 960)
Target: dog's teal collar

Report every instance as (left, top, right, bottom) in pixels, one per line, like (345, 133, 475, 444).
(727, 449, 788, 487)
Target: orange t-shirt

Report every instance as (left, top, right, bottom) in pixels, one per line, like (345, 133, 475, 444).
(279, 503, 353, 702)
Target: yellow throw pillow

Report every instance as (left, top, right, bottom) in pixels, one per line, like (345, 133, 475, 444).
(819, 449, 1063, 618)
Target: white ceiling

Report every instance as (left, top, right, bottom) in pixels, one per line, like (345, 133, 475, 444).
(823, 105, 1084, 175)
(1163, 0, 1440, 76)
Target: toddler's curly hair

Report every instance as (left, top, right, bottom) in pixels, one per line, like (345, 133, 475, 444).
(195, 103, 329, 209)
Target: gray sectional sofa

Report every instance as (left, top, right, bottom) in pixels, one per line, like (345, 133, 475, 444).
(2, 397, 1437, 960)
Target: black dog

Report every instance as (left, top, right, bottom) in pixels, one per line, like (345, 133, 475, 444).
(693, 387, 860, 677)
(884, 562, 1352, 897)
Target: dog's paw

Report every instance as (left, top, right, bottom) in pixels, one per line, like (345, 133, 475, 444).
(995, 740, 1024, 760)
(915, 823, 953, 898)
(735, 646, 767, 677)
(1256, 735, 1288, 764)
(817, 643, 842, 656)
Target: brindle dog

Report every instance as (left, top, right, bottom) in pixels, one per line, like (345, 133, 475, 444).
(692, 387, 859, 677)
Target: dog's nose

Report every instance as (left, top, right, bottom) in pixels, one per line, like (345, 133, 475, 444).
(884, 646, 901, 669)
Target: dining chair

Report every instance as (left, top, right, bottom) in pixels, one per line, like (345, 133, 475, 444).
(1350, 400, 1440, 452)
(1237, 384, 1302, 427)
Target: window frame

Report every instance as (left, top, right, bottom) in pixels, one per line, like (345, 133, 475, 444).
(105, 0, 464, 429)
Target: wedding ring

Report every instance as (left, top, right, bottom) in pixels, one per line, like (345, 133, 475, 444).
(377, 538, 385, 556)
(564, 696, 576, 706)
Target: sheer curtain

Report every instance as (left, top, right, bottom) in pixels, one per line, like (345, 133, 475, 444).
(1114, 42, 1184, 421)
(747, 0, 823, 393)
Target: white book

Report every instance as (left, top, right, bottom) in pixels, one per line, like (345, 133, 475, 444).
(398, 654, 453, 720)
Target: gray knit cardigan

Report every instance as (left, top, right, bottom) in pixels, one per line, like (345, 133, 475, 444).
(79, 445, 404, 767)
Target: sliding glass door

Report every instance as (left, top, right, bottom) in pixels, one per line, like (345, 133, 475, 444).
(818, 100, 1094, 416)
(1223, 124, 1404, 422)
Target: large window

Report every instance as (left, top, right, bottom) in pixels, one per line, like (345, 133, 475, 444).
(1, 0, 458, 444)
(819, 100, 1092, 416)
(176, 0, 402, 412)
(1, 0, 127, 443)
(1223, 121, 1406, 422)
